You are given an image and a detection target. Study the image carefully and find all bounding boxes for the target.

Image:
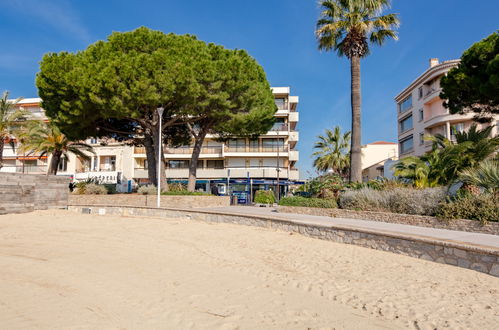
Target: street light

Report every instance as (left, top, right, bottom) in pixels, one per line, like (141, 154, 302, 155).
(157, 107, 164, 208)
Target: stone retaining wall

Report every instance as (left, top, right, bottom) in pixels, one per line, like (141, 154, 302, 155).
(0, 173, 69, 214)
(277, 206, 499, 235)
(69, 194, 230, 209)
(68, 205, 499, 277)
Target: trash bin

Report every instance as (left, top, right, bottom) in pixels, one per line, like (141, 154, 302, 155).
(231, 195, 238, 205)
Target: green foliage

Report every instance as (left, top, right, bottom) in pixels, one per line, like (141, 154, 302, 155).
(36, 27, 275, 190)
(254, 190, 276, 204)
(301, 173, 347, 198)
(393, 125, 499, 187)
(0, 91, 27, 168)
(279, 196, 337, 208)
(16, 120, 94, 175)
(459, 160, 499, 194)
(102, 184, 117, 194)
(312, 126, 350, 174)
(137, 185, 157, 195)
(315, 0, 399, 59)
(339, 187, 447, 216)
(440, 31, 499, 120)
(437, 194, 498, 223)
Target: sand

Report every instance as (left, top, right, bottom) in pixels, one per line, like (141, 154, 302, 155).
(0, 210, 498, 329)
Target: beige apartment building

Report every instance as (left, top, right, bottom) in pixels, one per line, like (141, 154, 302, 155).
(1, 87, 300, 197)
(361, 141, 398, 181)
(395, 58, 499, 157)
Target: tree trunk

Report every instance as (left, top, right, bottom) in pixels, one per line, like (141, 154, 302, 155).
(349, 55, 362, 183)
(48, 151, 62, 175)
(0, 140, 4, 169)
(187, 130, 208, 192)
(143, 135, 157, 186)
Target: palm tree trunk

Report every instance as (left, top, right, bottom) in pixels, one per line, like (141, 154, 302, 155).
(349, 55, 362, 183)
(0, 140, 4, 169)
(48, 151, 62, 175)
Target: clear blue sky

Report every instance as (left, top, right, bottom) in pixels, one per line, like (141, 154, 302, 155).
(1, 0, 498, 178)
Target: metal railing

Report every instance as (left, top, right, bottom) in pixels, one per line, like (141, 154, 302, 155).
(225, 145, 287, 153)
(0, 165, 48, 173)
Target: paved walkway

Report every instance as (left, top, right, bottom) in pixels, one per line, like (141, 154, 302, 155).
(198, 206, 499, 250)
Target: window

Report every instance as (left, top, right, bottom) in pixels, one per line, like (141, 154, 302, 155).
(262, 138, 285, 152)
(274, 98, 287, 110)
(450, 123, 465, 142)
(418, 87, 423, 99)
(206, 160, 224, 169)
(400, 136, 414, 154)
(197, 160, 204, 168)
(89, 138, 98, 144)
(228, 139, 246, 152)
(418, 109, 424, 122)
(245, 159, 250, 168)
(271, 118, 286, 131)
(167, 160, 189, 169)
(399, 115, 413, 133)
(258, 159, 264, 167)
(399, 95, 412, 113)
(249, 139, 259, 152)
(419, 133, 425, 145)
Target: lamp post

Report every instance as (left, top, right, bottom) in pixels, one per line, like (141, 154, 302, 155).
(157, 107, 164, 208)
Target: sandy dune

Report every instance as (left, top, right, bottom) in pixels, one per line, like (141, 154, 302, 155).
(0, 210, 498, 329)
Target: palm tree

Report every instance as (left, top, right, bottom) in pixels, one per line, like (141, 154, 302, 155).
(312, 126, 351, 175)
(17, 121, 94, 175)
(316, 0, 399, 182)
(459, 160, 499, 196)
(0, 91, 25, 169)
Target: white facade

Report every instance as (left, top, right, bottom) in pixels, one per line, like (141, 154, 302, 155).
(361, 141, 398, 181)
(1, 87, 300, 191)
(395, 58, 499, 157)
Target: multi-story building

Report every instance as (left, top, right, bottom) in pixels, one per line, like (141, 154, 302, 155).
(1, 87, 300, 199)
(395, 58, 499, 157)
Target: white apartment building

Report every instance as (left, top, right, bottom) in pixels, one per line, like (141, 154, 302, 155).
(395, 58, 499, 157)
(1, 87, 300, 198)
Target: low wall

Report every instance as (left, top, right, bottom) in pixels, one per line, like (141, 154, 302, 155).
(277, 206, 499, 235)
(69, 194, 230, 208)
(67, 205, 499, 278)
(0, 173, 69, 214)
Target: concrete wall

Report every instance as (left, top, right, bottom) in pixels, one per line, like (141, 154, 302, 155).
(67, 205, 499, 277)
(277, 206, 499, 235)
(0, 173, 69, 214)
(69, 194, 230, 208)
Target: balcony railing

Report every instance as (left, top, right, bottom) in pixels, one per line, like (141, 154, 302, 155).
(0, 165, 48, 173)
(134, 146, 223, 155)
(225, 145, 288, 153)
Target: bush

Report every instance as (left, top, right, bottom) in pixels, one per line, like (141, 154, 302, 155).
(84, 183, 108, 195)
(138, 185, 157, 195)
(437, 194, 498, 223)
(102, 184, 117, 194)
(279, 196, 337, 208)
(339, 187, 447, 216)
(254, 190, 276, 204)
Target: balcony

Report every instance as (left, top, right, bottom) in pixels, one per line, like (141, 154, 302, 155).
(0, 165, 48, 174)
(288, 112, 299, 122)
(133, 166, 295, 180)
(289, 150, 299, 161)
(134, 146, 223, 158)
(288, 131, 299, 142)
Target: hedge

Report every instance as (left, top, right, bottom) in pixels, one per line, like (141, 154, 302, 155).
(278, 196, 337, 208)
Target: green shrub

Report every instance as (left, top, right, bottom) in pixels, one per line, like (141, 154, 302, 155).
(102, 184, 117, 194)
(137, 185, 157, 195)
(437, 194, 498, 223)
(84, 184, 108, 195)
(254, 190, 276, 204)
(339, 187, 446, 216)
(279, 196, 337, 208)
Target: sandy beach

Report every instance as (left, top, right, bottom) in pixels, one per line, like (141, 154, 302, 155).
(0, 210, 497, 329)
